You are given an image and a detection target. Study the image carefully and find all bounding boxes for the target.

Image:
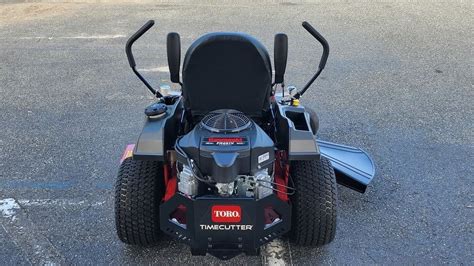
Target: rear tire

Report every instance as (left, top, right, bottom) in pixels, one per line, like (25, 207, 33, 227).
(289, 157, 337, 246)
(115, 158, 164, 246)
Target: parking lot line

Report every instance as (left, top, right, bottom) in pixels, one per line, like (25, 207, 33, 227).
(261, 238, 291, 265)
(17, 199, 106, 207)
(137, 66, 170, 72)
(0, 198, 66, 265)
(17, 35, 126, 40)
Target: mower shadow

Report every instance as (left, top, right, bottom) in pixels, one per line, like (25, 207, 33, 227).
(122, 237, 260, 265)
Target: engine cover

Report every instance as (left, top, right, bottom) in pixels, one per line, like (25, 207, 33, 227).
(177, 110, 274, 183)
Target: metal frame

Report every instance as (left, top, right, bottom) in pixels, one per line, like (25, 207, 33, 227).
(159, 193, 291, 260)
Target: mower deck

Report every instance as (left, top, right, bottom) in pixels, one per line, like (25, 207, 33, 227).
(318, 140, 376, 193)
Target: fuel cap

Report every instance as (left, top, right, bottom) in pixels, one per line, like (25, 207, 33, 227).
(145, 102, 167, 117)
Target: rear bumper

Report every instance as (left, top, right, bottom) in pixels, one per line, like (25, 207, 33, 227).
(160, 193, 291, 259)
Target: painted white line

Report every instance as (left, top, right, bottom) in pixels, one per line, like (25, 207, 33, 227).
(0, 198, 66, 265)
(64, 35, 126, 39)
(137, 66, 169, 73)
(19, 34, 126, 40)
(17, 199, 106, 207)
(261, 238, 290, 265)
(0, 198, 20, 219)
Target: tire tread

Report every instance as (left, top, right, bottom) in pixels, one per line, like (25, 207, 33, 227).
(290, 157, 337, 246)
(114, 158, 164, 246)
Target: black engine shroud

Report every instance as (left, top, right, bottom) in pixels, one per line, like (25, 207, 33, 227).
(176, 113, 275, 183)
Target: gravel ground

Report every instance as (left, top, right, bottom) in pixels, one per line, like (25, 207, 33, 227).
(0, 1, 472, 264)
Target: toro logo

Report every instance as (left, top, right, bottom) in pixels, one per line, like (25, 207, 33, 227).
(211, 205, 241, 223)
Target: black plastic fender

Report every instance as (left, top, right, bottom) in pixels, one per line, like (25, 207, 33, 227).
(274, 102, 320, 160)
(133, 97, 183, 160)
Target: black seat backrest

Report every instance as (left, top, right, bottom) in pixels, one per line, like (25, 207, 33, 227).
(182, 32, 272, 117)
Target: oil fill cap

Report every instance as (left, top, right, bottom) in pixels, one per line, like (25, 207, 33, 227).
(145, 102, 167, 117)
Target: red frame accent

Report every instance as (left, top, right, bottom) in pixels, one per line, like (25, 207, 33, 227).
(120, 144, 135, 163)
(163, 163, 177, 202)
(274, 151, 290, 202)
(264, 206, 280, 225)
(170, 204, 187, 224)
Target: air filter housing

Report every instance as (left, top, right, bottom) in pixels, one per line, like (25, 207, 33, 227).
(201, 109, 251, 133)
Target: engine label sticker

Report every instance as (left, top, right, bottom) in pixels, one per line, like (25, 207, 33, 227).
(202, 137, 248, 146)
(258, 152, 270, 164)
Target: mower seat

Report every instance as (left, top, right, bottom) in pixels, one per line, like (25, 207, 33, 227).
(182, 32, 272, 118)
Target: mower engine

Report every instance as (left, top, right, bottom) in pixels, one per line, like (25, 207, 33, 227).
(176, 109, 275, 198)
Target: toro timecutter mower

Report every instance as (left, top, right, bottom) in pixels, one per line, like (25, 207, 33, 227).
(115, 20, 375, 259)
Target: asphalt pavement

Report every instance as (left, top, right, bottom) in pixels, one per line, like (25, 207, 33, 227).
(0, 1, 472, 265)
